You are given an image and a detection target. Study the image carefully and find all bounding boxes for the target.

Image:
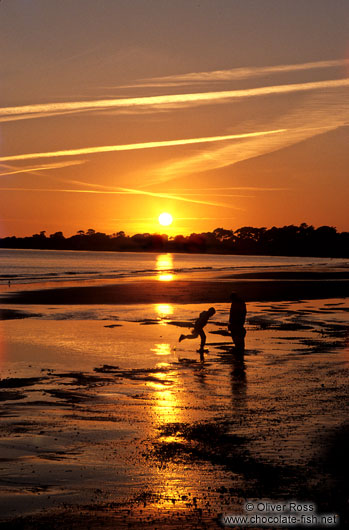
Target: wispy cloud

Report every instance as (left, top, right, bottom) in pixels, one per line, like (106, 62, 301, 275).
(110, 216, 239, 221)
(0, 185, 240, 210)
(0, 160, 85, 177)
(146, 127, 328, 185)
(146, 88, 349, 186)
(123, 59, 349, 88)
(0, 108, 94, 123)
(1, 78, 348, 122)
(167, 193, 255, 198)
(166, 187, 290, 191)
(117, 186, 241, 209)
(0, 128, 286, 163)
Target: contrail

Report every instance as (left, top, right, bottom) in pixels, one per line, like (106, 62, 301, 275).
(116, 186, 243, 209)
(0, 161, 241, 209)
(123, 58, 349, 87)
(1, 78, 348, 121)
(0, 186, 240, 209)
(166, 187, 290, 191)
(0, 128, 286, 162)
(0, 160, 85, 177)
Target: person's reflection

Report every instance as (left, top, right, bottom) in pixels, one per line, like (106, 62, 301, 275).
(194, 355, 208, 389)
(229, 351, 247, 413)
(177, 350, 208, 391)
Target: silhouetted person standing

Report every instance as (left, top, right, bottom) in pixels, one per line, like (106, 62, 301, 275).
(179, 307, 216, 353)
(228, 292, 246, 352)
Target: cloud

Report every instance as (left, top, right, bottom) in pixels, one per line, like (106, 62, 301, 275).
(0, 185, 241, 210)
(145, 127, 327, 185)
(167, 187, 290, 191)
(117, 186, 242, 209)
(167, 193, 255, 198)
(0, 109, 93, 123)
(1, 78, 348, 122)
(123, 59, 349, 87)
(0, 128, 286, 163)
(110, 216, 239, 221)
(145, 88, 349, 186)
(0, 160, 85, 177)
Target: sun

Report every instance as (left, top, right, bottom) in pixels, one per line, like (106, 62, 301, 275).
(158, 212, 173, 227)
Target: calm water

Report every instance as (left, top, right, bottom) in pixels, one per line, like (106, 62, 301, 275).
(0, 248, 347, 285)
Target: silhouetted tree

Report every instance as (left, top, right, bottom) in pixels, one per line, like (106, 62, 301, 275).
(0, 224, 347, 257)
(49, 231, 64, 239)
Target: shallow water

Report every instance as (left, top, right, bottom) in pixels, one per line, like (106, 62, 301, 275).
(1, 248, 347, 286)
(0, 298, 348, 527)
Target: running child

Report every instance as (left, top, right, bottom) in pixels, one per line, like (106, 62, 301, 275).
(179, 307, 216, 352)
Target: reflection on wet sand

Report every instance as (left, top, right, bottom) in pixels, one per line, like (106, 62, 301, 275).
(229, 352, 247, 412)
(151, 386, 183, 426)
(151, 343, 172, 356)
(154, 303, 174, 320)
(156, 254, 174, 282)
(1, 298, 349, 527)
(0, 322, 5, 373)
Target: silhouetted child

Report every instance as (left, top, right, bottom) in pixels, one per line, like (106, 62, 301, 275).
(179, 307, 216, 352)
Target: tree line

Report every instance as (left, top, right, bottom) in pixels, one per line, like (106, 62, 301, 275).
(0, 224, 348, 257)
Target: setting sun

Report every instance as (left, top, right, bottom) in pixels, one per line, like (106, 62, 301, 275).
(158, 212, 173, 227)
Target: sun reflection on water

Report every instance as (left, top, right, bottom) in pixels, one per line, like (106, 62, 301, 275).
(148, 378, 205, 513)
(0, 323, 5, 373)
(156, 254, 174, 281)
(151, 343, 172, 356)
(151, 388, 182, 425)
(154, 303, 174, 322)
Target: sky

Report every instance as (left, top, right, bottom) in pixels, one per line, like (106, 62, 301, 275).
(0, 0, 348, 237)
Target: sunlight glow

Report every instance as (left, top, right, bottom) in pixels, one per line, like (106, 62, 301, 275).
(151, 343, 172, 356)
(158, 212, 173, 226)
(156, 254, 174, 282)
(155, 304, 174, 319)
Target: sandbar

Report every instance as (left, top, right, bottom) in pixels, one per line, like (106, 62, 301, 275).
(1, 277, 348, 306)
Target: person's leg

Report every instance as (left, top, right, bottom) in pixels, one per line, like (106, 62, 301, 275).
(231, 327, 246, 352)
(234, 334, 244, 352)
(179, 330, 198, 342)
(198, 329, 206, 351)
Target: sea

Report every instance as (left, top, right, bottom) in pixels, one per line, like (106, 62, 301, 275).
(0, 248, 348, 286)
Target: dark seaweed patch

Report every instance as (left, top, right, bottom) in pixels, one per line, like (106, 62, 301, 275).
(45, 389, 93, 404)
(167, 321, 193, 328)
(55, 371, 111, 386)
(0, 377, 45, 389)
(147, 420, 298, 497)
(0, 309, 42, 320)
(0, 390, 26, 401)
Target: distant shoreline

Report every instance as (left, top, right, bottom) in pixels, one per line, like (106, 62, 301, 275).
(1, 223, 348, 258)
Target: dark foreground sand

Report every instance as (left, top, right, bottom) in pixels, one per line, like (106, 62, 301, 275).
(0, 274, 348, 529)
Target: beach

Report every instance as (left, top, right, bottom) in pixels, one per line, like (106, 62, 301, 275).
(0, 253, 348, 529)
(3, 0, 349, 525)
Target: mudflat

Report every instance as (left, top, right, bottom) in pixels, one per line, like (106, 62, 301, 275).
(0, 290, 348, 528)
(1, 275, 349, 306)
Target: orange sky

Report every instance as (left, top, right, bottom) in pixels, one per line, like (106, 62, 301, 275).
(0, 1, 348, 237)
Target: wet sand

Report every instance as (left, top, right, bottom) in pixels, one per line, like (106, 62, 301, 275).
(0, 293, 348, 528)
(1, 276, 349, 306)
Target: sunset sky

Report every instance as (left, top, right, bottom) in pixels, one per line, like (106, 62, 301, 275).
(1, 0, 348, 237)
